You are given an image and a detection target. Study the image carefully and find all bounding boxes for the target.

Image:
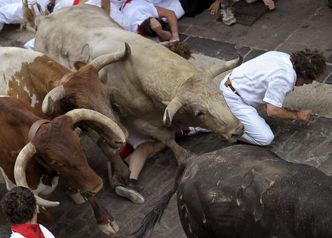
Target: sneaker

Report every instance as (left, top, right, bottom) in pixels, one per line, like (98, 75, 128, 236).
(176, 127, 210, 138)
(220, 7, 237, 26)
(115, 179, 145, 204)
(262, 0, 275, 10)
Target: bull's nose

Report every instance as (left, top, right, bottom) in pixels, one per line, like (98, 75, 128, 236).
(232, 124, 244, 138)
(237, 123, 244, 137)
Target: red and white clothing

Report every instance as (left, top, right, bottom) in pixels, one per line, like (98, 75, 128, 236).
(10, 224, 55, 238)
(146, 0, 184, 19)
(0, 0, 48, 25)
(1, 0, 128, 32)
(119, 0, 159, 33)
(219, 51, 297, 145)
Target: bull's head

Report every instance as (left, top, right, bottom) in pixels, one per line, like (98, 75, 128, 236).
(163, 56, 244, 142)
(14, 109, 125, 208)
(42, 43, 131, 144)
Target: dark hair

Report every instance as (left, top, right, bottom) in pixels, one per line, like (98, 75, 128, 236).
(291, 49, 326, 81)
(1, 186, 36, 224)
(139, 17, 169, 37)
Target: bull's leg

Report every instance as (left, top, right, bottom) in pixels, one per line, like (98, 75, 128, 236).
(132, 119, 193, 163)
(84, 193, 119, 235)
(97, 138, 130, 187)
(84, 128, 130, 187)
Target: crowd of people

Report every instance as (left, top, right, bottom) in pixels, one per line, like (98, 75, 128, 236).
(0, 0, 278, 36)
(0, 0, 328, 237)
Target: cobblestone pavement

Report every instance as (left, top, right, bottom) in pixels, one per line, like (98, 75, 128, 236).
(1, 0, 332, 237)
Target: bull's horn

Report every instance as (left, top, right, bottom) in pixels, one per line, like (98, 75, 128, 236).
(204, 55, 243, 78)
(65, 109, 126, 143)
(163, 97, 183, 127)
(90, 43, 131, 71)
(42, 85, 66, 115)
(14, 142, 60, 207)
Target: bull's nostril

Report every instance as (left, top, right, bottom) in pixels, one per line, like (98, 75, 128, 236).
(232, 124, 244, 137)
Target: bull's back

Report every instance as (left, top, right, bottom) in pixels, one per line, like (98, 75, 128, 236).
(35, 4, 196, 100)
(0, 47, 42, 95)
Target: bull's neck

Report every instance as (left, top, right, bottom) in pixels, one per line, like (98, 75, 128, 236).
(30, 56, 70, 89)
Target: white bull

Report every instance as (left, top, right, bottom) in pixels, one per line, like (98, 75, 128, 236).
(35, 4, 244, 161)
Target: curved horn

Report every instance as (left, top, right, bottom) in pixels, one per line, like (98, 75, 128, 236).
(204, 55, 243, 78)
(14, 142, 60, 208)
(90, 43, 131, 71)
(65, 109, 126, 143)
(42, 85, 66, 115)
(163, 97, 183, 127)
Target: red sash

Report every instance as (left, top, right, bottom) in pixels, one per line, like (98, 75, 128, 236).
(119, 0, 132, 10)
(11, 224, 45, 238)
(73, 0, 80, 5)
(118, 143, 134, 159)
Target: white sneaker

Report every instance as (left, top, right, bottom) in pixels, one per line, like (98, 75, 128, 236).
(187, 127, 211, 136)
(263, 0, 275, 10)
(220, 8, 237, 26)
(0, 23, 4, 32)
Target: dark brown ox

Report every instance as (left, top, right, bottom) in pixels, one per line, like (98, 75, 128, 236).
(134, 145, 332, 238)
(0, 96, 125, 234)
(0, 46, 130, 185)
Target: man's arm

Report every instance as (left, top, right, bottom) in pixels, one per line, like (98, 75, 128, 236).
(101, 0, 110, 15)
(265, 103, 311, 121)
(155, 6, 179, 42)
(209, 0, 221, 15)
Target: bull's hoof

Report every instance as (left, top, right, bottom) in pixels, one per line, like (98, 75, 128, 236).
(69, 192, 86, 204)
(98, 220, 120, 235)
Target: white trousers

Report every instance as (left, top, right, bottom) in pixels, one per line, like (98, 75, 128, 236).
(220, 77, 274, 146)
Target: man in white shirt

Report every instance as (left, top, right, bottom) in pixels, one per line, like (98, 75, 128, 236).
(1, 186, 55, 238)
(219, 49, 326, 145)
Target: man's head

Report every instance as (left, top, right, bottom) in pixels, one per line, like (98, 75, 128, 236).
(291, 49, 326, 86)
(139, 17, 171, 41)
(1, 186, 37, 224)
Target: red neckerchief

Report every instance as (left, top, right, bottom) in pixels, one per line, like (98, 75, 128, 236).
(119, 0, 132, 10)
(11, 224, 46, 238)
(73, 0, 80, 5)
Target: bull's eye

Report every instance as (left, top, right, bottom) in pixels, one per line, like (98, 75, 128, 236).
(195, 111, 205, 117)
(50, 160, 64, 167)
(112, 103, 121, 113)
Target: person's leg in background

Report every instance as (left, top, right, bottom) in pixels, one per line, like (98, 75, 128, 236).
(115, 141, 166, 204)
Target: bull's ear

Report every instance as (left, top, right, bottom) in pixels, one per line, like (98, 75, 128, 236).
(74, 61, 88, 70)
(204, 55, 243, 78)
(163, 97, 183, 127)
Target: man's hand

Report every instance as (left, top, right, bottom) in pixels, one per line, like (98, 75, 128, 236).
(209, 0, 221, 15)
(296, 109, 312, 121)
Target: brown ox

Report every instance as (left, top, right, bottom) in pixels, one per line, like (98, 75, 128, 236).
(0, 96, 125, 234)
(0, 46, 130, 186)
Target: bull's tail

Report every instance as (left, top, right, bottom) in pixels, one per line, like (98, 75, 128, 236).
(130, 162, 187, 238)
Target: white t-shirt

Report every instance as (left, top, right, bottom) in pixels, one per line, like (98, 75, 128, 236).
(148, 0, 184, 19)
(120, 0, 158, 32)
(10, 224, 55, 238)
(221, 51, 296, 108)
